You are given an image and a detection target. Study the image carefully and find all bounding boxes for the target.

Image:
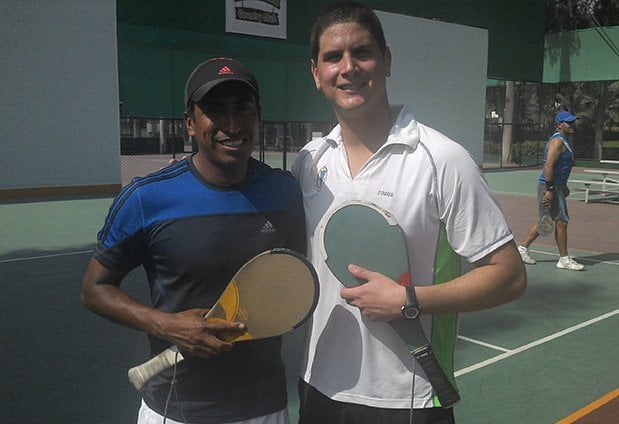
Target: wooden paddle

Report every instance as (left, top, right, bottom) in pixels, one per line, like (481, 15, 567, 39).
(127, 248, 319, 391)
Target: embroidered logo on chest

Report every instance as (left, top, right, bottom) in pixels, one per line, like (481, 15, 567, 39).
(316, 166, 328, 191)
(377, 190, 394, 198)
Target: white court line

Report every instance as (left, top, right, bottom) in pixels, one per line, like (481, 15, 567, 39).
(492, 191, 533, 197)
(457, 335, 510, 353)
(529, 249, 619, 266)
(0, 250, 92, 264)
(455, 309, 619, 377)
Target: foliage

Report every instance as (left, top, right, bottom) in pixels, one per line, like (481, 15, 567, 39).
(485, 79, 619, 160)
(510, 140, 545, 165)
(485, 1, 619, 164)
(546, 0, 619, 33)
(552, 81, 619, 128)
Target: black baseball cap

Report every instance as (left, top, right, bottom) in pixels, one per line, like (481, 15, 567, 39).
(184, 57, 259, 109)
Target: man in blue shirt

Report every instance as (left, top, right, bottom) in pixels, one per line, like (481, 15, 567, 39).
(518, 111, 585, 271)
(81, 57, 305, 424)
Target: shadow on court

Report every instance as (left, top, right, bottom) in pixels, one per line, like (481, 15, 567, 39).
(1, 251, 147, 423)
(0, 245, 307, 423)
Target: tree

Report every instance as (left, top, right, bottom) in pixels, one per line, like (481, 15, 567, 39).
(546, 0, 619, 32)
(551, 81, 619, 159)
(544, 0, 619, 160)
(501, 80, 515, 165)
(493, 1, 618, 165)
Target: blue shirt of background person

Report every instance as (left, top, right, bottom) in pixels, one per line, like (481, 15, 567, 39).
(538, 111, 576, 186)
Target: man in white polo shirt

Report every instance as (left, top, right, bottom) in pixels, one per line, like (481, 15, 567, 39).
(292, 2, 527, 423)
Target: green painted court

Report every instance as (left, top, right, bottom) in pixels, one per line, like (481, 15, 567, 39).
(1, 166, 617, 423)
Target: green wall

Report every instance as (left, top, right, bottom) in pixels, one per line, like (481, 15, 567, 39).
(117, 23, 331, 121)
(358, 1, 545, 81)
(543, 26, 619, 83)
(117, 0, 546, 120)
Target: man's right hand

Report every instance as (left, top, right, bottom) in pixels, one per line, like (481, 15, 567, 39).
(158, 308, 246, 359)
(542, 190, 554, 205)
(81, 259, 245, 360)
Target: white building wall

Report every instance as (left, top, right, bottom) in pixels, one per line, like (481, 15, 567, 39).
(378, 11, 488, 163)
(0, 0, 120, 191)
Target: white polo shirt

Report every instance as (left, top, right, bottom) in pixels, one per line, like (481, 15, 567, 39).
(292, 105, 513, 409)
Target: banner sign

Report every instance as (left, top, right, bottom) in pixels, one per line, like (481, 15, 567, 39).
(226, 0, 287, 40)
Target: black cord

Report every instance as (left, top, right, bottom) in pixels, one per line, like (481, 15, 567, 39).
(162, 350, 189, 424)
(409, 357, 417, 424)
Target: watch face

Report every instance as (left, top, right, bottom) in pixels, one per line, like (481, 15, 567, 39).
(402, 306, 419, 320)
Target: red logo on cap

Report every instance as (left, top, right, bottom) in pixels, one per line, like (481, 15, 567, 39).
(218, 66, 234, 75)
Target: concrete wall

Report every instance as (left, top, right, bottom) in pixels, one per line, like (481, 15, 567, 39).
(0, 0, 120, 193)
(379, 12, 488, 163)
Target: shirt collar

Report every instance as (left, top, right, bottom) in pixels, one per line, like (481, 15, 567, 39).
(324, 104, 420, 151)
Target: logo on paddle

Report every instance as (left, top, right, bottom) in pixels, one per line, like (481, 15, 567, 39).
(237, 306, 249, 321)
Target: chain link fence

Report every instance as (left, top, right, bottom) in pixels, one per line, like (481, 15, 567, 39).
(484, 79, 619, 168)
(119, 118, 334, 185)
(119, 80, 618, 181)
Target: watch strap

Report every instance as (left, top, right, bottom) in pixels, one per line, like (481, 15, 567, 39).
(401, 286, 421, 319)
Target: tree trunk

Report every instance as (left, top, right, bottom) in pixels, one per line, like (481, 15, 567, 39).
(159, 119, 167, 154)
(501, 80, 515, 166)
(592, 82, 607, 161)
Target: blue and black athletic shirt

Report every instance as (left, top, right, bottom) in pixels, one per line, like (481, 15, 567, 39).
(538, 132, 575, 186)
(94, 156, 306, 423)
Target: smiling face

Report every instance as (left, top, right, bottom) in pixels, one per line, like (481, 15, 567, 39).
(311, 21, 391, 120)
(185, 81, 259, 185)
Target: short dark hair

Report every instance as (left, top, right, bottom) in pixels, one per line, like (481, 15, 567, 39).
(310, 1, 387, 63)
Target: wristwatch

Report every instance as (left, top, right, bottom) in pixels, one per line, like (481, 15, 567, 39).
(400, 286, 422, 320)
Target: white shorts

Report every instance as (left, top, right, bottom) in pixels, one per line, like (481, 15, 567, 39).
(137, 399, 290, 424)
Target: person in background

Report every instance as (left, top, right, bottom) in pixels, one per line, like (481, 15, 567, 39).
(292, 2, 527, 423)
(81, 57, 305, 424)
(518, 111, 585, 271)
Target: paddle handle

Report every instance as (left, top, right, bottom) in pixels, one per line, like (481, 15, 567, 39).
(411, 344, 460, 408)
(127, 347, 184, 391)
(127, 309, 219, 390)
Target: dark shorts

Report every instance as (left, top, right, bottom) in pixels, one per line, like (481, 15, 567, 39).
(298, 379, 455, 424)
(537, 183, 569, 222)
